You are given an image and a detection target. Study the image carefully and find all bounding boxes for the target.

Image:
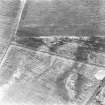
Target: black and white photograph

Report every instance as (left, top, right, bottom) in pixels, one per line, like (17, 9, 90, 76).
(0, 0, 105, 105)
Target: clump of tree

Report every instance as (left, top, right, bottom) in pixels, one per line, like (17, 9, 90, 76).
(49, 37, 72, 52)
(74, 36, 105, 62)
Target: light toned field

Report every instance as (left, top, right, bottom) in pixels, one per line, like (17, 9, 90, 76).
(0, 45, 103, 105)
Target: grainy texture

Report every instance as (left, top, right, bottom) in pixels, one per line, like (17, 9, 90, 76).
(0, 0, 21, 63)
(1, 0, 105, 105)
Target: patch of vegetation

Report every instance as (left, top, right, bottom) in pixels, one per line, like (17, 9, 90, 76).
(49, 37, 72, 52)
(74, 36, 105, 62)
(16, 37, 45, 49)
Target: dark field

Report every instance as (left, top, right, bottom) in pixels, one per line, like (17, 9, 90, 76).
(16, 0, 105, 37)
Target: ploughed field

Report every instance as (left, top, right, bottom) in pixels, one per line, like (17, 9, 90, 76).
(16, 0, 105, 37)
